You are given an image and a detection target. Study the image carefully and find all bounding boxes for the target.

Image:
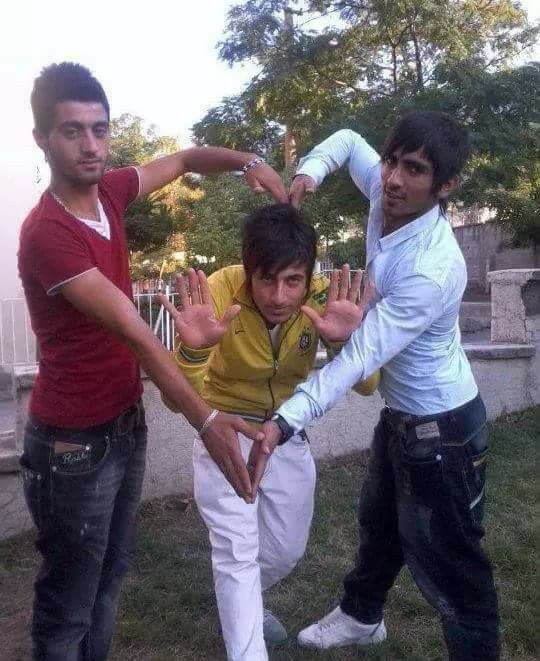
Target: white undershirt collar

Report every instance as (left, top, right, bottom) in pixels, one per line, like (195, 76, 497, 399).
(74, 199, 111, 240)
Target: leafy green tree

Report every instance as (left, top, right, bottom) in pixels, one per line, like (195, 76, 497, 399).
(108, 114, 196, 257)
(192, 94, 281, 156)
(194, 0, 538, 246)
(183, 174, 251, 271)
(216, 0, 536, 146)
(109, 114, 177, 166)
(450, 61, 540, 244)
(327, 236, 366, 269)
(313, 0, 535, 93)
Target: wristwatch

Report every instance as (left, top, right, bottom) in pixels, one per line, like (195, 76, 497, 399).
(270, 414, 295, 445)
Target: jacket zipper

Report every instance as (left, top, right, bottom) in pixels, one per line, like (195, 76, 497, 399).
(266, 326, 277, 415)
(234, 295, 299, 418)
(266, 313, 298, 416)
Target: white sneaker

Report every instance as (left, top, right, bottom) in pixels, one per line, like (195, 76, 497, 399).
(297, 606, 387, 650)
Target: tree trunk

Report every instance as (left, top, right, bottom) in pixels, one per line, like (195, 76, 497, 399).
(391, 45, 398, 94)
(410, 29, 424, 90)
(283, 7, 297, 168)
(284, 126, 297, 168)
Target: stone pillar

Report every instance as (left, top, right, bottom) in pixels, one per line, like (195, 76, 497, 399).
(488, 269, 540, 344)
(13, 365, 37, 454)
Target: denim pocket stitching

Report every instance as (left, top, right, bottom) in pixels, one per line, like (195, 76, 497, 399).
(461, 449, 487, 520)
(401, 452, 441, 466)
(440, 421, 488, 448)
(399, 430, 442, 466)
(51, 436, 111, 477)
(20, 463, 43, 483)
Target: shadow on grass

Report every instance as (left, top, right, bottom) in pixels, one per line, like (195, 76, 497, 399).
(0, 408, 538, 660)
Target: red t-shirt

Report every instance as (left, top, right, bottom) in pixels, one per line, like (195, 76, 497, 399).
(18, 167, 143, 428)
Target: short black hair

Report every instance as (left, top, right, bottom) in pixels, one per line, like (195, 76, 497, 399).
(242, 204, 318, 283)
(31, 62, 110, 134)
(382, 111, 470, 191)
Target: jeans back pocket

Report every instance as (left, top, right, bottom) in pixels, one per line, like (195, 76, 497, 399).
(51, 432, 110, 476)
(399, 427, 443, 502)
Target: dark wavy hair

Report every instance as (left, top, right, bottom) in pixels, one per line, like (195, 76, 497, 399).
(382, 111, 470, 195)
(31, 62, 110, 134)
(242, 204, 318, 282)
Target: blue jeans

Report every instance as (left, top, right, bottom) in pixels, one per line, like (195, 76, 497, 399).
(21, 401, 147, 661)
(341, 394, 500, 660)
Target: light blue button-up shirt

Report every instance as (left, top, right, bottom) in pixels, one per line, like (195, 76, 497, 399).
(278, 129, 478, 431)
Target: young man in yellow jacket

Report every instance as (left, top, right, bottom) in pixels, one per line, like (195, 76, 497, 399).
(161, 203, 377, 661)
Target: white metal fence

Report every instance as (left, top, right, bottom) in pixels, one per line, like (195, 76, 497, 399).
(0, 290, 181, 368)
(134, 288, 180, 353)
(0, 298, 37, 368)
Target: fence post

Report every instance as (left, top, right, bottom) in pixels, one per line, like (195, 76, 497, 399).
(165, 284, 171, 351)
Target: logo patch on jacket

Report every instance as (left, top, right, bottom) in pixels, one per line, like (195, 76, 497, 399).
(233, 319, 245, 335)
(298, 329, 313, 353)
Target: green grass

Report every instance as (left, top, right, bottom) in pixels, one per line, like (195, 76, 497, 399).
(0, 408, 538, 660)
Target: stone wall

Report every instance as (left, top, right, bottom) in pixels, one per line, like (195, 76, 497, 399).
(460, 302, 491, 334)
(453, 222, 538, 295)
(489, 269, 540, 344)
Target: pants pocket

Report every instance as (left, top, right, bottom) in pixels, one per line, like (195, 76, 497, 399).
(462, 446, 488, 524)
(398, 427, 443, 502)
(50, 430, 110, 476)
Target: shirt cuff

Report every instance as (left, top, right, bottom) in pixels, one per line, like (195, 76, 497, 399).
(276, 391, 318, 433)
(175, 343, 212, 365)
(295, 158, 327, 187)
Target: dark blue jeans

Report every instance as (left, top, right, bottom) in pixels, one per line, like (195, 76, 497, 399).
(341, 394, 500, 660)
(21, 401, 147, 661)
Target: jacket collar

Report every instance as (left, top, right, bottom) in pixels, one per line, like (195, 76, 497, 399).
(233, 278, 256, 309)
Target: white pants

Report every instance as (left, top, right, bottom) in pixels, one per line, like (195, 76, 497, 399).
(193, 432, 316, 661)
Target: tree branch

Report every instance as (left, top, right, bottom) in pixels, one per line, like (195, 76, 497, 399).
(308, 59, 364, 95)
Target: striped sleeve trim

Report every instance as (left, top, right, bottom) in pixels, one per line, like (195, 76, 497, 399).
(47, 267, 98, 296)
(176, 344, 211, 364)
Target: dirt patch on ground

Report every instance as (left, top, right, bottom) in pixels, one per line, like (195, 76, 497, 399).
(0, 539, 36, 660)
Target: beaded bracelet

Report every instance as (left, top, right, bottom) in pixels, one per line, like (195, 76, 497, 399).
(242, 157, 264, 174)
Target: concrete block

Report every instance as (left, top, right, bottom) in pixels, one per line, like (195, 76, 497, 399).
(488, 269, 540, 343)
(0, 447, 21, 473)
(463, 344, 535, 360)
(0, 473, 33, 539)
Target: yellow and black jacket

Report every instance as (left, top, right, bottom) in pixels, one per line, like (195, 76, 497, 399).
(175, 265, 379, 421)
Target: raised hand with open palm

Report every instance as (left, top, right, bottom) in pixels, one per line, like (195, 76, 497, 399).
(301, 264, 374, 344)
(158, 268, 241, 349)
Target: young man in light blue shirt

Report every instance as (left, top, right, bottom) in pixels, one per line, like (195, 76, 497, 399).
(254, 111, 499, 659)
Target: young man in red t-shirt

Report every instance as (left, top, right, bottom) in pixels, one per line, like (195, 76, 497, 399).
(18, 62, 287, 661)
